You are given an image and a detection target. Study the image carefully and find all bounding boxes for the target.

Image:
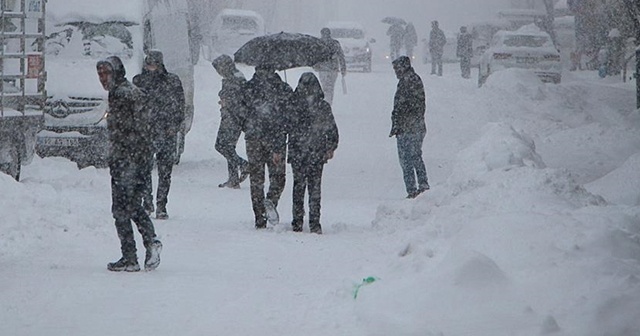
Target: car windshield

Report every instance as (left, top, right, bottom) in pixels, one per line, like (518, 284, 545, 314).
(221, 16, 258, 32)
(330, 28, 364, 39)
(503, 35, 550, 48)
(45, 21, 137, 59)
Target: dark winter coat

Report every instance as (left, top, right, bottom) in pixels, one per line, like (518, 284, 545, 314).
(101, 58, 152, 165)
(390, 57, 426, 136)
(429, 27, 447, 54)
(387, 23, 405, 48)
(457, 32, 473, 58)
(288, 72, 339, 167)
(132, 65, 185, 140)
(315, 37, 347, 74)
(404, 23, 418, 49)
(218, 70, 247, 122)
(239, 70, 295, 154)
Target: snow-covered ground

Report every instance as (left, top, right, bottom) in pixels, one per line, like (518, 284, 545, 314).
(1, 58, 639, 335)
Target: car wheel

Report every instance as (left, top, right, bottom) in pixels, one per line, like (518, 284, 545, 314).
(0, 145, 21, 181)
(364, 61, 372, 73)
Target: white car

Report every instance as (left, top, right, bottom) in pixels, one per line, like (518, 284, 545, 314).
(325, 22, 374, 73)
(207, 9, 265, 59)
(478, 28, 561, 86)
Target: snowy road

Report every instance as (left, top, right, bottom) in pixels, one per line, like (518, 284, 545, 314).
(2, 60, 639, 335)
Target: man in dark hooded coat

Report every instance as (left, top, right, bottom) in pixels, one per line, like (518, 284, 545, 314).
(96, 56, 162, 272)
(133, 50, 185, 220)
(389, 56, 430, 199)
(289, 73, 339, 234)
(239, 65, 294, 229)
(212, 54, 249, 189)
(429, 20, 447, 76)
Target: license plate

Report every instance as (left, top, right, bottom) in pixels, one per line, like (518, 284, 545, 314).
(38, 137, 80, 147)
(516, 57, 538, 64)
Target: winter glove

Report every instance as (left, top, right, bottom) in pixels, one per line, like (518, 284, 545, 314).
(324, 150, 334, 162)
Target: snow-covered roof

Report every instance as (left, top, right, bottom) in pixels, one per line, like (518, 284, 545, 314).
(325, 21, 365, 31)
(47, 0, 143, 24)
(217, 8, 263, 20)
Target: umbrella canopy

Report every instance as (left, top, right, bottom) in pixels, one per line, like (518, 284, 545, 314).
(234, 32, 334, 71)
(382, 17, 406, 25)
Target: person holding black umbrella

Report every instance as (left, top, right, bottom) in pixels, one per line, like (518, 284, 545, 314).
(239, 65, 296, 229)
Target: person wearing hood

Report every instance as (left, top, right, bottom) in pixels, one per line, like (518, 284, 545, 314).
(96, 56, 162, 272)
(239, 65, 295, 229)
(133, 50, 185, 220)
(212, 55, 249, 189)
(389, 56, 430, 199)
(315, 27, 347, 106)
(288, 73, 339, 234)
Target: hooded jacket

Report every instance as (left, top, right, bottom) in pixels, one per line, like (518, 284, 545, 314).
(133, 50, 185, 139)
(391, 56, 426, 136)
(288, 72, 339, 167)
(97, 56, 152, 164)
(212, 55, 247, 122)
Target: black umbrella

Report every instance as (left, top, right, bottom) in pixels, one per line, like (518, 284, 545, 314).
(234, 32, 334, 71)
(382, 17, 407, 25)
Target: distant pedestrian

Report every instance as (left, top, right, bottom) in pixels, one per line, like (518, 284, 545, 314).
(404, 22, 418, 59)
(289, 73, 339, 234)
(133, 50, 185, 220)
(387, 22, 405, 60)
(97, 56, 162, 272)
(212, 54, 249, 189)
(239, 65, 294, 229)
(389, 56, 429, 199)
(316, 28, 347, 106)
(456, 26, 473, 79)
(429, 20, 447, 76)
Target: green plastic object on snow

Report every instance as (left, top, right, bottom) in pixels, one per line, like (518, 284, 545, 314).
(353, 276, 379, 299)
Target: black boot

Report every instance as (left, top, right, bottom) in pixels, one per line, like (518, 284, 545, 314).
(107, 257, 140, 272)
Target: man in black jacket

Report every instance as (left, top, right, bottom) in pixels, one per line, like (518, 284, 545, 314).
(456, 26, 473, 79)
(212, 55, 249, 189)
(389, 56, 430, 199)
(133, 50, 185, 220)
(239, 65, 293, 229)
(289, 73, 339, 234)
(96, 56, 162, 272)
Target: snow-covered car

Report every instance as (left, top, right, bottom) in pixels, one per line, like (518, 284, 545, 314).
(36, 0, 196, 168)
(207, 9, 265, 59)
(326, 22, 374, 73)
(478, 28, 561, 87)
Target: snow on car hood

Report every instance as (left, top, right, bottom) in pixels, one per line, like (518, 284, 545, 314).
(47, 0, 143, 24)
(337, 38, 368, 49)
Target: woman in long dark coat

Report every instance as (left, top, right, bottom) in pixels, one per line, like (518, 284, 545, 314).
(288, 73, 339, 234)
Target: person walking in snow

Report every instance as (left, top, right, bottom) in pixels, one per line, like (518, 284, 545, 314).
(288, 73, 339, 234)
(239, 65, 295, 229)
(212, 55, 249, 189)
(96, 56, 162, 272)
(389, 56, 430, 199)
(429, 20, 447, 76)
(456, 26, 473, 79)
(404, 22, 418, 59)
(133, 50, 185, 220)
(315, 28, 347, 107)
(387, 22, 405, 60)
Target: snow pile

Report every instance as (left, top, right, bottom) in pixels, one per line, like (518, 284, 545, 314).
(586, 152, 640, 206)
(367, 122, 640, 335)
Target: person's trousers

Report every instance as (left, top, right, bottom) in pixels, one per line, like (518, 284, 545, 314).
(246, 140, 286, 226)
(215, 116, 246, 181)
(460, 57, 471, 78)
(291, 163, 324, 230)
(318, 71, 339, 106)
(143, 135, 177, 210)
(396, 133, 429, 194)
(431, 52, 443, 76)
(110, 159, 157, 260)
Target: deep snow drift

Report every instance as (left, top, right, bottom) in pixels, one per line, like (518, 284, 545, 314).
(1, 59, 639, 335)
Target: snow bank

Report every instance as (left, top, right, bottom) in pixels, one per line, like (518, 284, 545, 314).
(586, 152, 640, 206)
(365, 121, 639, 335)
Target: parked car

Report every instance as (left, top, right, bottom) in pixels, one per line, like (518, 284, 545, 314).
(206, 9, 265, 60)
(36, 0, 197, 168)
(325, 21, 374, 73)
(478, 27, 561, 86)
